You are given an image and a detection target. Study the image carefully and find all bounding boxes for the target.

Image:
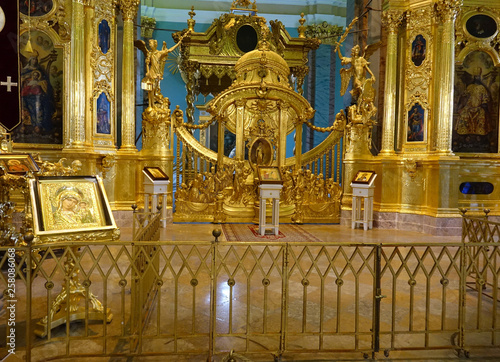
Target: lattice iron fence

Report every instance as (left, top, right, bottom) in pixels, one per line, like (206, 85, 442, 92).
(0, 235, 499, 361)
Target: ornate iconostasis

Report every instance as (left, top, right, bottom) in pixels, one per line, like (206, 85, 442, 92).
(6, 0, 500, 234)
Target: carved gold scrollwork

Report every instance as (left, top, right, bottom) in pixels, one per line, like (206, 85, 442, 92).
(435, 0, 463, 23)
(406, 9, 433, 92)
(382, 10, 404, 34)
(90, 80, 114, 112)
(291, 66, 309, 95)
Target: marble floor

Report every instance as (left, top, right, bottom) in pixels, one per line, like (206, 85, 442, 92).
(122, 222, 463, 244)
(4, 223, 500, 362)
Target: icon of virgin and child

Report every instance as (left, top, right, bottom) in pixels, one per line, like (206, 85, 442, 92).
(52, 187, 96, 227)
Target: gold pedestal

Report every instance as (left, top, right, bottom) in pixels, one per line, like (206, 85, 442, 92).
(35, 248, 112, 338)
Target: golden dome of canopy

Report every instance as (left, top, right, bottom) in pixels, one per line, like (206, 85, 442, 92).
(233, 41, 290, 86)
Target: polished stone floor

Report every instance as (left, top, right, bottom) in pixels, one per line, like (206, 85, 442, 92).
(123, 222, 463, 244)
(4, 223, 500, 362)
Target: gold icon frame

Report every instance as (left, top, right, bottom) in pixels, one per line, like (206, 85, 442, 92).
(29, 175, 118, 243)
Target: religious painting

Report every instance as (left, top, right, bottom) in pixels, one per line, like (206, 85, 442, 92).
(258, 166, 282, 184)
(352, 170, 376, 185)
(30, 176, 114, 234)
(407, 103, 425, 142)
(466, 14, 498, 39)
(452, 51, 500, 153)
(250, 137, 272, 166)
(14, 30, 63, 144)
(0, 153, 40, 174)
(19, 0, 54, 17)
(411, 34, 426, 67)
(96, 92, 111, 134)
(98, 19, 110, 54)
(143, 167, 169, 181)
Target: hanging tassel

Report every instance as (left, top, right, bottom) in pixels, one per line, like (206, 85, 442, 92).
(24, 38, 33, 53)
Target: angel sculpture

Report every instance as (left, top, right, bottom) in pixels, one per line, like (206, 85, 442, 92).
(335, 17, 380, 104)
(135, 31, 190, 106)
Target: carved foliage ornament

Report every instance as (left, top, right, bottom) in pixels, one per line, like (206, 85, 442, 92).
(382, 10, 404, 33)
(119, 0, 140, 21)
(435, 0, 463, 23)
(90, 80, 114, 112)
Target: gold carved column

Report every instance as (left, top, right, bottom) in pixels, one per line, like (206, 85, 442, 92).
(84, 0, 94, 148)
(380, 9, 403, 156)
(69, 0, 87, 148)
(118, 0, 139, 153)
(278, 101, 289, 168)
(434, 0, 461, 155)
(235, 100, 245, 160)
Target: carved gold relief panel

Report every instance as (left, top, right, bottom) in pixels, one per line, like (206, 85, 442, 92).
(402, 7, 433, 153)
(92, 1, 116, 147)
(405, 8, 433, 92)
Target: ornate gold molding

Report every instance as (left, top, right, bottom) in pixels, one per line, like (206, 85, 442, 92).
(304, 22, 343, 45)
(435, 0, 463, 23)
(118, 0, 139, 21)
(382, 9, 404, 34)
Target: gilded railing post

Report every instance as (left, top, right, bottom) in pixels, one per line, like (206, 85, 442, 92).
(434, 0, 461, 155)
(25, 234, 34, 361)
(279, 243, 289, 356)
(209, 229, 220, 360)
(118, 0, 139, 153)
(380, 10, 403, 156)
(69, 0, 87, 148)
(458, 241, 467, 357)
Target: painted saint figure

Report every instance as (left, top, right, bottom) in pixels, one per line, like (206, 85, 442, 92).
(411, 35, 426, 66)
(407, 106, 424, 142)
(96, 93, 111, 134)
(455, 67, 491, 136)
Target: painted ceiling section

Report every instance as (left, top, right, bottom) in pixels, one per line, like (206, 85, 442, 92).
(140, 0, 347, 28)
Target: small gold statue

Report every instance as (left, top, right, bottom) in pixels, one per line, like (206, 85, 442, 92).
(135, 31, 191, 106)
(335, 17, 380, 103)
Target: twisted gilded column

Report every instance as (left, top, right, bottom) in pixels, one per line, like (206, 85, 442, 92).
(69, 0, 86, 148)
(379, 10, 403, 156)
(435, 0, 462, 155)
(118, 0, 139, 152)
